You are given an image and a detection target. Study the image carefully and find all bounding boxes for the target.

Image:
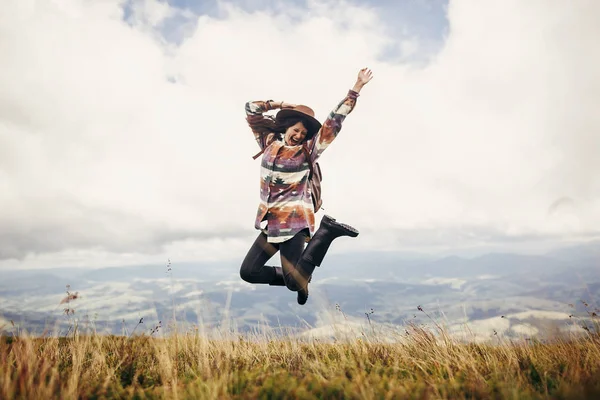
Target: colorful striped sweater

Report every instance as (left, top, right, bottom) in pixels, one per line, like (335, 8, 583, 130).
(245, 89, 360, 243)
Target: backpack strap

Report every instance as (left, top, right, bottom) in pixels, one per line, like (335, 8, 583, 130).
(251, 129, 283, 160)
(252, 148, 265, 160)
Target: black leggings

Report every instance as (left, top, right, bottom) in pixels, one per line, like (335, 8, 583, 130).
(239, 229, 309, 291)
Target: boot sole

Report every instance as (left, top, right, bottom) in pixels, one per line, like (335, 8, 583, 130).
(323, 214, 336, 223)
(338, 222, 359, 237)
(322, 215, 360, 237)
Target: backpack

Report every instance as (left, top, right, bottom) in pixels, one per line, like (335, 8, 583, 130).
(252, 144, 323, 213)
(302, 145, 323, 212)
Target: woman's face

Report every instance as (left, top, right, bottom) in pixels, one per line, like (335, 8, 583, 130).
(284, 121, 308, 146)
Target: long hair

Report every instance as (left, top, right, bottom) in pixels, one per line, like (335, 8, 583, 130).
(247, 114, 309, 139)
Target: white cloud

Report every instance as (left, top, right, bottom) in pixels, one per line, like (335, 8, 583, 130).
(1, 0, 599, 269)
(128, 0, 176, 27)
(511, 324, 538, 337)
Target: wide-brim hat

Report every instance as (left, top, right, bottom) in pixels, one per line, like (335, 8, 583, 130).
(275, 105, 322, 141)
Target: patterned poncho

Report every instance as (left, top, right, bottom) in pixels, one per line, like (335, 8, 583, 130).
(245, 89, 360, 243)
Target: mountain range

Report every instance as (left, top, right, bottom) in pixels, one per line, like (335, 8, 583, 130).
(1, 241, 598, 342)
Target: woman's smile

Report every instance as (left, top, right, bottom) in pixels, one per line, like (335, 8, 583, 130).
(285, 122, 308, 146)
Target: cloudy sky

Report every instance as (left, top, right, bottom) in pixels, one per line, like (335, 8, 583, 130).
(1, 0, 599, 270)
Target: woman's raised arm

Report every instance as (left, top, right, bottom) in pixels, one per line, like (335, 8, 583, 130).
(308, 68, 373, 162)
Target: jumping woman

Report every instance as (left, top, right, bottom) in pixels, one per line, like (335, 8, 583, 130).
(240, 67, 374, 305)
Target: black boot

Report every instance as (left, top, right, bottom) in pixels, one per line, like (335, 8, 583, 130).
(301, 215, 359, 267)
(268, 267, 286, 286)
(297, 275, 311, 305)
(295, 215, 359, 305)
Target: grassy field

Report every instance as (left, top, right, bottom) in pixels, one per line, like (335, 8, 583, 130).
(1, 321, 599, 400)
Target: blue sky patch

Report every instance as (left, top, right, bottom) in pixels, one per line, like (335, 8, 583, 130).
(125, 0, 449, 62)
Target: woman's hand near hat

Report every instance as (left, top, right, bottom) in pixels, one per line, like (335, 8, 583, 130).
(352, 67, 374, 93)
(280, 102, 297, 109)
(267, 101, 297, 110)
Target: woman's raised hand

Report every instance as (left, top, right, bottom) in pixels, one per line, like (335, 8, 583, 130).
(352, 68, 373, 93)
(357, 68, 373, 86)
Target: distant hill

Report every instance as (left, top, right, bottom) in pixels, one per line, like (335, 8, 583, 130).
(1, 242, 599, 340)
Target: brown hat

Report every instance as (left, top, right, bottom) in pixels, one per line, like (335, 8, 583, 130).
(275, 105, 322, 140)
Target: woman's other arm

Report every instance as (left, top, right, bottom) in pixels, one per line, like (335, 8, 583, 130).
(245, 100, 296, 149)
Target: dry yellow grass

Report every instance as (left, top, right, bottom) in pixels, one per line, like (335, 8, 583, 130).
(1, 322, 599, 399)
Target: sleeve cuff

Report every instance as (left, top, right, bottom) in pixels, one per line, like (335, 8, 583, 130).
(348, 89, 360, 99)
